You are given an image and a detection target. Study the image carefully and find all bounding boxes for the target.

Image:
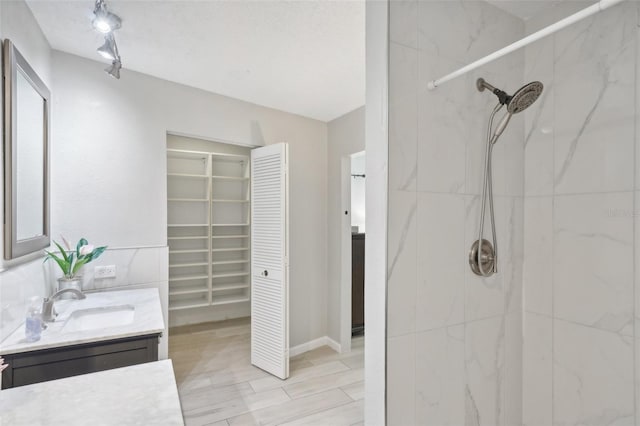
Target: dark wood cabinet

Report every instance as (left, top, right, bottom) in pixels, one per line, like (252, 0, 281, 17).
(1, 333, 160, 389)
(352, 233, 365, 334)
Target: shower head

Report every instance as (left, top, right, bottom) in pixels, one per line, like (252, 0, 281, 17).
(476, 78, 544, 113)
(507, 81, 543, 114)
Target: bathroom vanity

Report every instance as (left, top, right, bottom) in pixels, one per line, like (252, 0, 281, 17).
(0, 288, 164, 389)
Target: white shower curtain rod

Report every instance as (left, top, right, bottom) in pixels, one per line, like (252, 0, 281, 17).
(426, 0, 626, 90)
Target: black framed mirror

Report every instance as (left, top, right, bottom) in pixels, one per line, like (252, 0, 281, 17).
(3, 39, 50, 259)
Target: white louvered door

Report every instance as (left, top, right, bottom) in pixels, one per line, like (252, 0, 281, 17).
(250, 143, 289, 379)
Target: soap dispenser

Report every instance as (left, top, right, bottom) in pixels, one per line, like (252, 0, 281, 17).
(25, 296, 43, 342)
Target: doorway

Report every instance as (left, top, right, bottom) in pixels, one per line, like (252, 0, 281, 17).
(341, 151, 366, 352)
(350, 152, 365, 336)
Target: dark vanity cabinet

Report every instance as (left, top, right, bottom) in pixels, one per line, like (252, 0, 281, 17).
(1, 333, 160, 389)
(352, 233, 365, 334)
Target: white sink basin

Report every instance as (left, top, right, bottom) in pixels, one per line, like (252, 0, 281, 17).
(62, 305, 135, 333)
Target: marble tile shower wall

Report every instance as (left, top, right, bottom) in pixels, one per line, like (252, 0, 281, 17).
(522, 2, 639, 426)
(387, 1, 525, 425)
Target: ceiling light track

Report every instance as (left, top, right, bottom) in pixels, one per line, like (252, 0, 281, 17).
(91, 0, 123, 79)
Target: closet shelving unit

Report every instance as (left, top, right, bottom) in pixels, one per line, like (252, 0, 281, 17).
(167, 148, 251, 312)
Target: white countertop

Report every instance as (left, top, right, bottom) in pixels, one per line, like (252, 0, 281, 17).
(0, 288, 165, 355)
(0, 359, 184, 425)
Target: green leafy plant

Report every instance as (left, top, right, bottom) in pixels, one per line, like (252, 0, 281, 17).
(44, 237, 107, 279)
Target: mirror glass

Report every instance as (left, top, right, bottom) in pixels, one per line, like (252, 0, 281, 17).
(15, 69, 45, 241)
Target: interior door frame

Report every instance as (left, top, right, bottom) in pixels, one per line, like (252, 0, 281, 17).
(340, 155, 353, 353)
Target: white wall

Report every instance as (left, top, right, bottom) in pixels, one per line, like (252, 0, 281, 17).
(326, 106, 365, 348)
(350, 153, 366, 232)
(51, 51, 328, 348)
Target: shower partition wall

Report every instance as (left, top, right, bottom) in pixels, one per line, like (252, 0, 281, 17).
(386, 0, 639, 425)
(387, 1, 525, 425)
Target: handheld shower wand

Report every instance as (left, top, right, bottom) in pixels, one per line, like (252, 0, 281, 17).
(469, 78, 543, 277)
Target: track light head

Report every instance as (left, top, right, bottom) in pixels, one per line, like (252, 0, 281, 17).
(92, 0, 121, 33)
(105, 59, 121, 79)
(97, 34, 118, 60)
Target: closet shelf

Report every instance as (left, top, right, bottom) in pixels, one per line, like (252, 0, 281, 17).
(211, 260, 249, 266)
(211, 247, 249, 252)
(169, 262, 209, 268)
(211, 199, 250, 203)
(211, 176, 249, 181)
(168, 236, 208, 241)
(211, 295, 250, 306)
(211, 283, 250, 292)
(211, 223, 250, 227)
(169, 274, 209, 282)
(169, 249, 209, 254)
(211, 235, 249, 239)
(169, 286, 209, 296)
(168, 198, 208, 202)
(166, 149, 209, 160)
(168, 299, 209, 311)
(168, 173, 208, 179)
(168, 224, 209, 228)
(211, 152, 249, 161)
(212, 272, 250, 279)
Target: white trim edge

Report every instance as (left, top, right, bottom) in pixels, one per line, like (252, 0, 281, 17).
(289, 336, 342, 357)
(326, 336, 342, 353)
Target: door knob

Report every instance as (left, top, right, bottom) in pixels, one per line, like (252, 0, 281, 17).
(263, 270, 269, 277)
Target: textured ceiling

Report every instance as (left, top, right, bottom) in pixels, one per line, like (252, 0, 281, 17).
(25, 0, 365, 122)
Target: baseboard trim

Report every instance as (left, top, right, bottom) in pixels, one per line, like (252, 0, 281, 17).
(326, 336, 341, 353)
(289, 336, 342, 357)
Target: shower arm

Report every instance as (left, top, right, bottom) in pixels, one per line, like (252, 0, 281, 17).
(477, 103, 503, 276)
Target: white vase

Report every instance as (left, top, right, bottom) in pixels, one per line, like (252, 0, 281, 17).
(57, 276, 83, 299)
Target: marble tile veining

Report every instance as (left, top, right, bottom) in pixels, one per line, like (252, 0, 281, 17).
(523, 197, 553, 316)
(553, 319, 634, 426)
(387, 334, 416, 426)
(414, 325, 465, 425)
(416, 193, 465, 331)
(553, 193, 634, 335)
(553, 4, 636, 195)
(386, 190, 417, 338)
(465, 316, 506, 426)
(522, 312, 552, 426)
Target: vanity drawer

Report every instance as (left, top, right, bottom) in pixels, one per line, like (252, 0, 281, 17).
(1, 333, 160, 389)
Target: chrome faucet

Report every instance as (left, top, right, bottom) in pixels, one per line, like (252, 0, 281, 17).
(42, 288, 86, 322)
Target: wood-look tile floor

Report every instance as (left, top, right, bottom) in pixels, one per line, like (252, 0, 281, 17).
(169, 318, 364, 426)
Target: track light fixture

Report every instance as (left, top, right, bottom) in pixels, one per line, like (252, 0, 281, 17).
(92, 0, 121, 33)
(91, 0, 123, 79)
